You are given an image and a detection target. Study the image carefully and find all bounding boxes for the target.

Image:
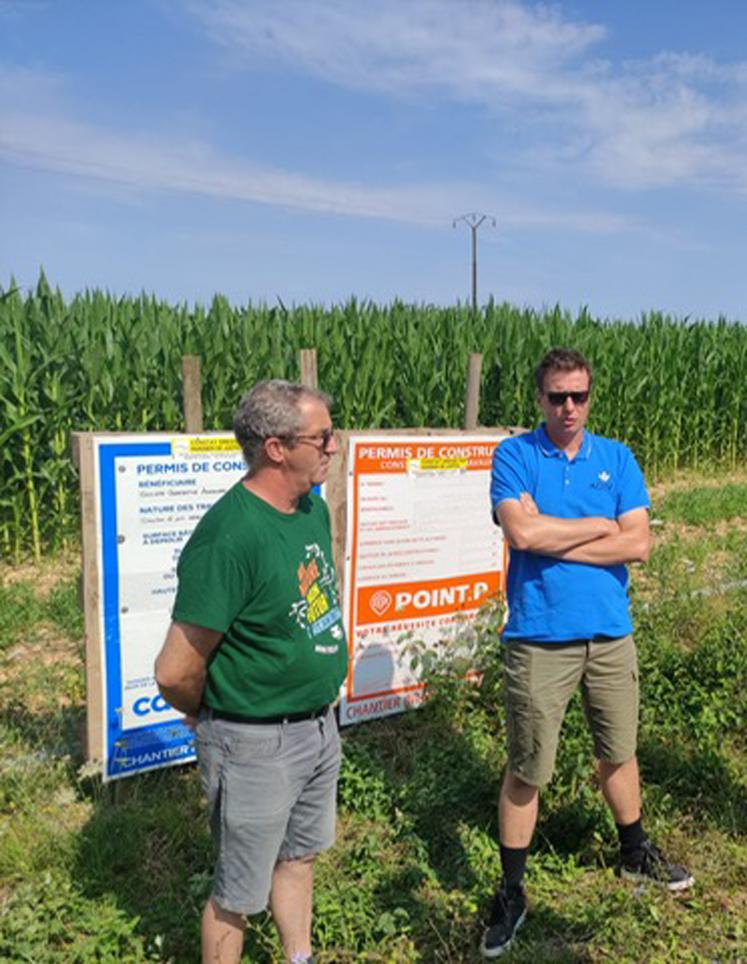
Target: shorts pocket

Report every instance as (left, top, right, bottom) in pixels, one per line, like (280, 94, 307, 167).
(503, 647, 535, 769)
(195, 738, 224, 841)
(224, 724, 283, 764)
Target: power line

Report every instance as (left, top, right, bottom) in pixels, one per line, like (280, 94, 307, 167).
(453, 212, 496, 313)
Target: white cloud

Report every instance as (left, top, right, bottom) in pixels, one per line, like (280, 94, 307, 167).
(0, 63, 633, 235)
(191, 0, 747, 193)
(192, 0, 604, 103)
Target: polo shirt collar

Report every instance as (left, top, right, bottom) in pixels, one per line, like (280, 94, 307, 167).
(536, 423, 593, 461)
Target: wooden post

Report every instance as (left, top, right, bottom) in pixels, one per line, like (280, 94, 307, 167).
(463, 353, 483, 430)
(299, 348, 318, 389)
(182, 355, 203, 433)
(73, 433, 105, 764)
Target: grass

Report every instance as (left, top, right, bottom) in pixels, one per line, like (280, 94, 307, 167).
(0, 473, 746, 961)
(655, 482, 747, 527)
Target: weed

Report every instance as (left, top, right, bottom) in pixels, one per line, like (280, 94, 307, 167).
(656, 483, 747, 527)
(0, 473, 746, 960)
(0, 581, 43, 650)
(0, 871, 160, 962)
(44, 576, 85, 639)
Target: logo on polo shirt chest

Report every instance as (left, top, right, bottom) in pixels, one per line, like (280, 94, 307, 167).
(591, 470, 613, 490)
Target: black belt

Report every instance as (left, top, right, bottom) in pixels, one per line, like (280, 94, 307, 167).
(210, 705, 329, 725)
(514, 634, 620, 646)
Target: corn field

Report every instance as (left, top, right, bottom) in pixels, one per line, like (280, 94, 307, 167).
(2, 272, 747, 559)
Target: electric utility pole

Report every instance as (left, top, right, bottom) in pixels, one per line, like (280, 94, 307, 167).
(453, 212, 496, 313)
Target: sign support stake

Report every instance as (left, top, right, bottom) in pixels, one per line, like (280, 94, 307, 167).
(300, 348, 318, 388)
(463, 353, 483, 430)
(182, 355, 204, 433)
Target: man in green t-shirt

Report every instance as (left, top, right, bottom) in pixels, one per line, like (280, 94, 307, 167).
(155, 380, 347, 964)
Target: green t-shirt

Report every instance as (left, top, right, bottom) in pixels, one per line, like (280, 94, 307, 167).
(172, 482, 347, 717)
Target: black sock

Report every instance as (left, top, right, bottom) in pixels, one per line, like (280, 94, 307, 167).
(500, 844, 528, 891)
(616, 818, 646, 855)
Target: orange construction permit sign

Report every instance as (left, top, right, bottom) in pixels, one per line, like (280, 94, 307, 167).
(340, 434, 509, 726)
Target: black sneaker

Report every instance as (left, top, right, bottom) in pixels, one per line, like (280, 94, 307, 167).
(620, 838, 694, 891)
(481, 883, 527, 958)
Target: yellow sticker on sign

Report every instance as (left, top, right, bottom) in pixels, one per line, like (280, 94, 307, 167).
(421, 457, 469, 470)
(407, 457, 469, 472)
(187, 437, 241, 453)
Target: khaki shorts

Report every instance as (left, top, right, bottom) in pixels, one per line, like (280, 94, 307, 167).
(503, 634, 639, 787)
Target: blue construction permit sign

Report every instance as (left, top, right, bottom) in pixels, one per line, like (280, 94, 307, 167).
(92, 433, 248, 781)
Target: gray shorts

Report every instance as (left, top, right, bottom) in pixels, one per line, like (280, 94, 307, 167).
(504, 634, 639, 787)
(195, 706, 341, 916)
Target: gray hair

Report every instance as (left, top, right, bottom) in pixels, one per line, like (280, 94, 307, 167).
(233, 379, 332, 468)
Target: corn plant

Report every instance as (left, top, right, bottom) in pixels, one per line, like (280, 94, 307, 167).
(1, 273, 746, 556)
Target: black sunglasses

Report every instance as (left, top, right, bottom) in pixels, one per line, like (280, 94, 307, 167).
(544, 390, 590, 406)
(282, 428, 335, 448)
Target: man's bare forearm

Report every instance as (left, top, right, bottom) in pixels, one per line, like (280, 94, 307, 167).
(498, 499, 618, 554)
(156, 672, 206, 716)
(554, 528, 650, 565)
(517, 514, 618, 554)
(154, 620, 223, 717)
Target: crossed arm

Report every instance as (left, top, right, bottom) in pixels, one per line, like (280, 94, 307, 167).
(154, 621, 223, 716)
(496, 494, 650, 565)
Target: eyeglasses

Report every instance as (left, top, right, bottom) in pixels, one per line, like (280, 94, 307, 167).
(282, 428, 335, 449)
(544, 390, 590, 406)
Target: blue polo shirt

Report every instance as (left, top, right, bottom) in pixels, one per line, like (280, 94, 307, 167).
(490, 425, 649, 642)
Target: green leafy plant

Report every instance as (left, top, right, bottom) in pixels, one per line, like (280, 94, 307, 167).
(3, 273, 747, 555)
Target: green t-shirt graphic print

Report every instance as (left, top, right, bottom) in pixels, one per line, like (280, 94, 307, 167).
(172, 483, 347, 717)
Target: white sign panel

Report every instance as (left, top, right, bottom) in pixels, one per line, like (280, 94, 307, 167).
(92, 434, 246, 779)
(339, 434, 507, 726)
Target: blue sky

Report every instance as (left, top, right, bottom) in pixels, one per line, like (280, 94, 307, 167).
(2, 0, 747, 320)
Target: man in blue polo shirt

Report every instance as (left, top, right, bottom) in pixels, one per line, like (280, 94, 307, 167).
(482, 347, 693, 958)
